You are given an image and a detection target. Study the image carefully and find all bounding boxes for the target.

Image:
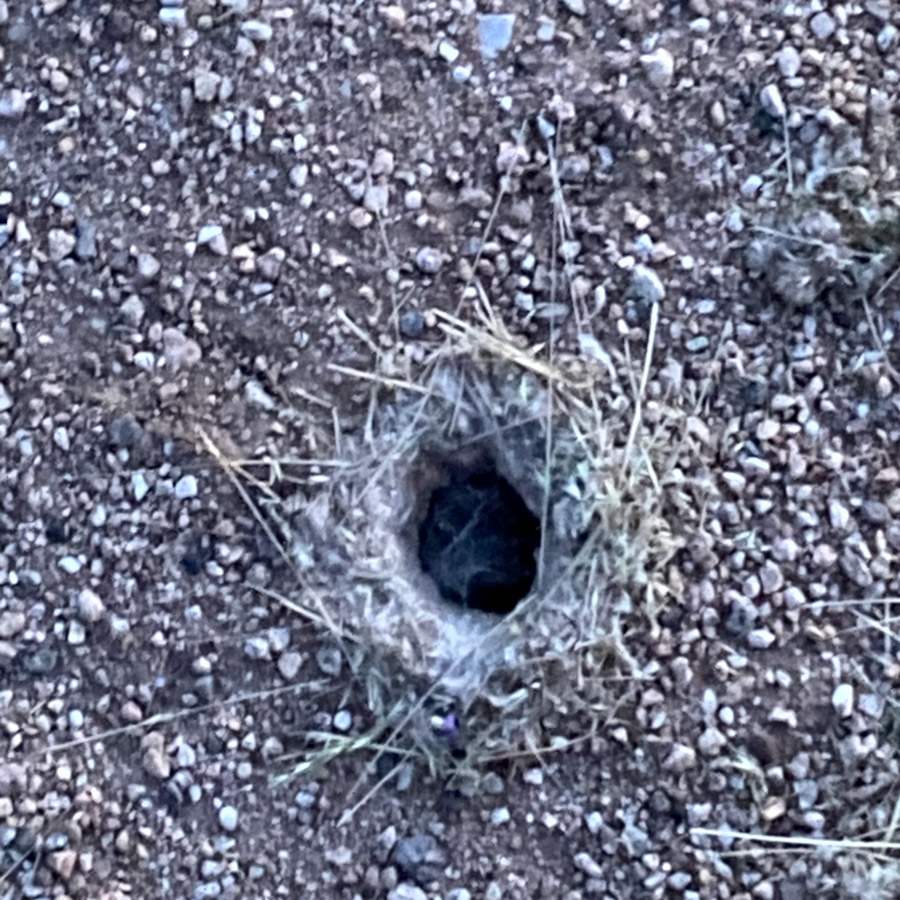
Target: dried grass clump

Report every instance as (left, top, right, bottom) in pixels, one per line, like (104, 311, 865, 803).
(250, 285, 700, 787)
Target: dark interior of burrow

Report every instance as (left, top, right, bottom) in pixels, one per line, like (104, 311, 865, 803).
(416, 453, 540, 615)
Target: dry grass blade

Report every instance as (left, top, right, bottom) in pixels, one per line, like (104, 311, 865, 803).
(37, 682, 325, 757)
(690, 827, 900, 853)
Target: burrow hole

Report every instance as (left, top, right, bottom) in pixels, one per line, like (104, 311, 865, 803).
(414, 450, 541, 615)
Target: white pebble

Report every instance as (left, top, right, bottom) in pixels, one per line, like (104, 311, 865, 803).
(491, 807, 510, 826)
(174, 475, 198, 500)
(760, 84, 786, 118)
(218, 805, 239, 831)
(59, 555, 81, 574)
(832, 683, 854, 718)
(333, 709, 352, 732)
(640, 48, 675, 88)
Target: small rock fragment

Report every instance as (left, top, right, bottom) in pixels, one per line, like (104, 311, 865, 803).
(137, 252, 160, 280)
(277, 650, 303, 680)
(348, 207, 373, 229)
(162, 327, 202, 370)
(561, 0, 586, 15)
(399, 309, 425, 338)
(640, 47, 675, 87)
(197, 224, 228, 256)
(193, 70, 221, 102)
(142, 746, 171, 780)
(776, 46, 801, 78)
(760, 84, 786, 118)
(48, 228, 76, 261)
(245, 379, 276, 411)
(832, 683, 854, 718)
(809, 11, 835, 40)
(840, 551, 873, 588)
(414, 246, 443, 274)
(0, 89, 26, 118)
(747, 628, 776, 649)
(574, 852, 604, 878)
(663, 743, 697, 773)
(0, 611, 25, 638)
(218, 805, 239, 831)
(77, 588, 105, 623)
(0, 383, 12, 412)
(478, 14, 515, 58)
(257, 247, 286, 280)
(74, 219, 97, 259)
(174, 475, 198, 500)
(630, 265, 666, 303)
(241, 20, 273, 41)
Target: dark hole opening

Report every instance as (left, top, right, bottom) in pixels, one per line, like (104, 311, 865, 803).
(417, 458, 540, 615)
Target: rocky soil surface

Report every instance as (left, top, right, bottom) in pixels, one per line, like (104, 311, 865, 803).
(2, 1, 900, 899)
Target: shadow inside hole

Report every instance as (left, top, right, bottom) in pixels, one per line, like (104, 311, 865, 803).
(416, 455, 540, 615)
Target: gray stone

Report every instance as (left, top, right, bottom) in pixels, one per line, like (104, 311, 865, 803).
(640, 47, 675, 87)
(479, 14, 515, 58)
(760, 84, 786, 118)
(77, 588, 105, 623)
(747, 628, 776, 650)
(162, 327, 202, 370)
(0, 89, 25, 118)
(414, 246, 443, 274)
(74, 219, 97, 259)
(137, 252, 160, 280)
(0, 383, 12, 412)
(630, 265, 666, 303)
(877, 23, 898, 52)
(388, 886, 427, 900)
(561, 0, 586, 15)
(245, 379, 276, 410)
(392, 834, 446, 883)
(316, 644, 342, 676)
(776, 46, 801, 78)
(0, 611, 25, 638)
(277, 650, 303, 680)
(48, 228, 76, 261)
(243, 636, 270, 660)
(558, 154, 591, 182)
(218, 805, 238, 831)
(399, 309, 425, 338)
(193, 70, 221, 102)
(809, 11, 835, 39)
(241, 20, 273, 41)
(174, 475, 198, 500)
(22, 646, 58, 674)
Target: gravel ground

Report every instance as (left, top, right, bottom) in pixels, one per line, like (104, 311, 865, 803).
(2, 1, 900, 899)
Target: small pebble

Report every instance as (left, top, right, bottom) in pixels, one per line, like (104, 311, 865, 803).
(491, 807, 510, 826)
(333, 709, 352, 732)
(747, 628, 776, 649)
(478, 14, 515, 58)
(59, 555, 82, 574)
(399, 309, 425, 338)
(414, 246, 443, 274)
(218, 805, 239, 832)
(640, 47, 675, 87)
(630, 265, 666, 303)
(760, 84, 786, 118)
(174, 475, 198, 500)
(832, 683, 854, 718)
(77, 588, 105, 623)
(809, 11, 835, 40)
(776, 46, 801, 78)
(561, 0, 586, 15)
